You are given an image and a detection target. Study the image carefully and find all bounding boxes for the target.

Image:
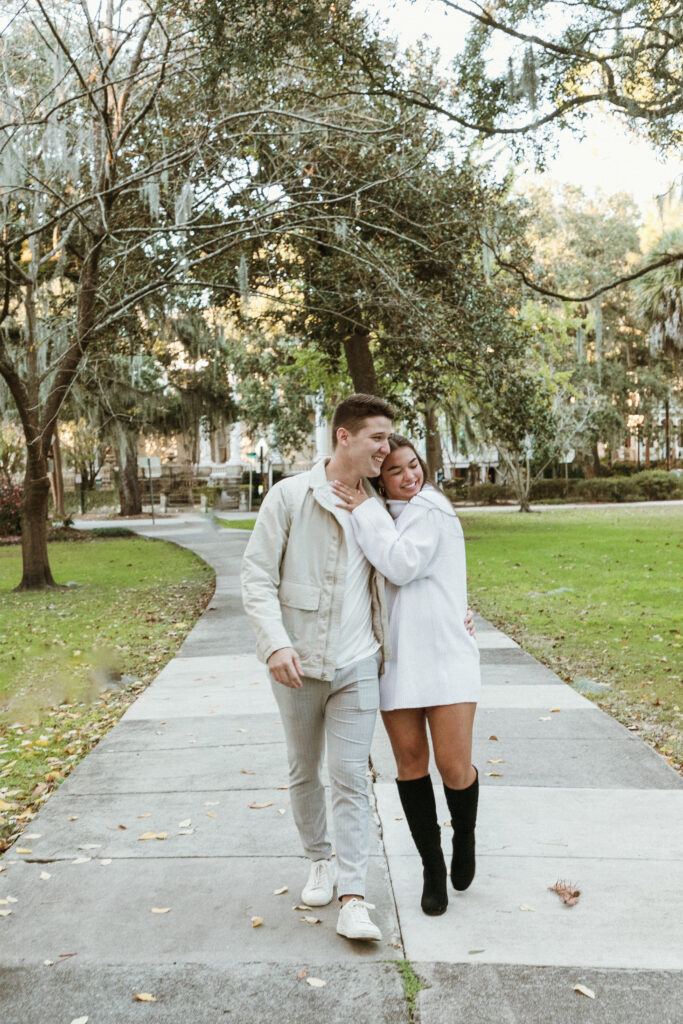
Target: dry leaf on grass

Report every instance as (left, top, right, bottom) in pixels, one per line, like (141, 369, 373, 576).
(306, 978, 326, 988)
(151, 907, 171, 914)
(573, 984, 595, 999)
(549, 880, 581, 906)
(0, 799, 17, 811)
(251, 916, 264, 927)
(133, 993, 157, 1002)
(273, 887, 288, 895)
(248, 801, 273, 809)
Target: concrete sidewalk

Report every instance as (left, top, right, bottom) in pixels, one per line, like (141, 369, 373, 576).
(1, 514, 681, 1024)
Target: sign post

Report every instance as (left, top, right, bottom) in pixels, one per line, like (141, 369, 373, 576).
(246, 452, 257, 511)
(138, 457, 162, 524)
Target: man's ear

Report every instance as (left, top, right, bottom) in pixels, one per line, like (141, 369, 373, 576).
(336, 427, 349, 448)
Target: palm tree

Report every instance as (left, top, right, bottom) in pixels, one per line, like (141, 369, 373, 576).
(634, 228, 683, 468)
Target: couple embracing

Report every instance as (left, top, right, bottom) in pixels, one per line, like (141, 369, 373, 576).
(241, 394, 481, 942)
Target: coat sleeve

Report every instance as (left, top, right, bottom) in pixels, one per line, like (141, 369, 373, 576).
(350, 498, 440, 585)
(240, 484, 296, 661)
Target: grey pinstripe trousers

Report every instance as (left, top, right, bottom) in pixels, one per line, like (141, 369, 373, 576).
(270, 651, 381, 898)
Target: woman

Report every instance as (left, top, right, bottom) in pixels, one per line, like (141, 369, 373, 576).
(332, 435, 480, 917)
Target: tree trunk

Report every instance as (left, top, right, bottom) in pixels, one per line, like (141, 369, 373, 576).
(342, 330, 378, 394)
(51, 429, 66, 520)
(117, 426, 142, 516)
(16, 452, 59, 591)
(645, 436, 651, 469)
(665, 397, 671, 470)
(424, 404, 443, 478)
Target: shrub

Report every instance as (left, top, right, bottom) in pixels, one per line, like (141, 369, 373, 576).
(529, 479, 571, 501)
(630, 470, 682, 501)
(574, 478, 639, 503)
(465, 483, 514, 504)
(0, 477, 22, 535)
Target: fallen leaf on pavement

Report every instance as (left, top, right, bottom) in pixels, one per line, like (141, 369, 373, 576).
(574, 984, 595, 999)
(40, 871, 51, 880)
(249, 801, 273, 809)
(488, 759, 503, 764)
(138, 831, 167, 841)
(273, 886, 288, 895)
(485, 772, 502, 777)
(251, 916, 264, 927)
(549, 880, 580, 906)
(240, 769, 255, 775)
(306, 978, 326, 988)
(277, 785, 289, 790)
(278, 809, 286, 815)
(78, 844, 101, 851)
(44, 959, 54, 966)
(206, 811, 218, 819)
(178, 819, 191, 828)
(0, 909, 12, 917)
(297, 969, 307, 979)
(68, 816, 79, 821)
(151, 907, 171, 914)
(137, 813, 151, 818)
(72, 857, 90, 864)
(71, 1017, 89, 1024)
(293, 904, 312, 912)
(301, 916, 322, 924)
(468, 949, 485, 955)
(538, 716, 552, 722)
(133, 993, 157, 1002)
(519, 905, 535, 912)
(236, 729, 247, 733)
(204, 801, 219, 806)
(107, 825, 127, 831)
(489, 735, 498, 741)
(16, 848, 32, 854)
(551, 708, 561, 713)
(100, 859, 112, 866)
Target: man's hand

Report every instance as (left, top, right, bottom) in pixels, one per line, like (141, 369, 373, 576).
(267, 647, 304, 688)
(464, 606, 476, 639)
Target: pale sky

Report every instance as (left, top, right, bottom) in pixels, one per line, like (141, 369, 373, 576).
(362, 0, 683, 213)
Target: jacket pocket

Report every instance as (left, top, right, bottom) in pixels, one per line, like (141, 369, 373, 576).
(278, 579, 321, 611)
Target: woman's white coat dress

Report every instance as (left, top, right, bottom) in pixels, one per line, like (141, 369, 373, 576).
(350, 484, 481, 711)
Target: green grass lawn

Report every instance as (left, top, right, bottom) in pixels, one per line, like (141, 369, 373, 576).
(460, 506, 682, 768)
(214, 517, 258, 530)
(0, 535, 214, 851)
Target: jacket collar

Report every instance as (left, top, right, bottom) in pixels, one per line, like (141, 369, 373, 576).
(309, 457, 378, 498)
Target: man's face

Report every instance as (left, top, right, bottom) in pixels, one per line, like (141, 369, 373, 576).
(337, 416, 393, 478)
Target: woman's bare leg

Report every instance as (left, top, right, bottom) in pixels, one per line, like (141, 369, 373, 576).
(426, 703, 477, 790)
(380, 708, 430, 780)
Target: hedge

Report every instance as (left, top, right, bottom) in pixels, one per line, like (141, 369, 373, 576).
(448, 470, 682, 506)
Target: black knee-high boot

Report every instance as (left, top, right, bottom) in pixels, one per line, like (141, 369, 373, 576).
(396, 775, 448, 916)
(444, 769, 479, 891)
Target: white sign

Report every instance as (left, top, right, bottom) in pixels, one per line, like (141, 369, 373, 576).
(137, 456, 162, 478)
(561, 449, 576, 464)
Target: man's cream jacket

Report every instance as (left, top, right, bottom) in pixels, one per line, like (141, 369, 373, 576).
(240, 458, 390, 682)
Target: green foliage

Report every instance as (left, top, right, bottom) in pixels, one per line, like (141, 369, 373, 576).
(0, 422, 25, 478)
(0, 478, 22, 536)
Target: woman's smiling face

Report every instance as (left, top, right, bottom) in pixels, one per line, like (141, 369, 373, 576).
(380, 445, 425, 501)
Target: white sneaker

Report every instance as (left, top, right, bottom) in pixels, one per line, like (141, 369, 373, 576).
(301, 859, 337, 907)
(336, 898, 382, 941)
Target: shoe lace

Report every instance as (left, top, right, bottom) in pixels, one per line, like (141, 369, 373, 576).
(347, 899, 375, 919)
(311, 861, 327, 886)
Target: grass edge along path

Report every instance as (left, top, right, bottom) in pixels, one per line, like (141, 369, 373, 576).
(460, 505, 682, 774)
(0, 534, 215, 854)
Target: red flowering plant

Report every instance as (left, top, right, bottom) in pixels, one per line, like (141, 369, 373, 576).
(0, 476, 22, 536)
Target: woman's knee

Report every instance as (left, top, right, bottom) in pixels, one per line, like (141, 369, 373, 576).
(394, 744, 430, 780)
(437, 758, 475, 790)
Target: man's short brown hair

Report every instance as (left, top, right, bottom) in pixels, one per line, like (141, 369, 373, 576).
(331, 393, 395, 447)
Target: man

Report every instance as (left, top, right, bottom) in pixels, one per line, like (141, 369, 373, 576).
(241, 393, 394, 941)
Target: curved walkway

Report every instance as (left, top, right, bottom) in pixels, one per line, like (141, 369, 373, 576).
(1, 513, 681, 1023)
